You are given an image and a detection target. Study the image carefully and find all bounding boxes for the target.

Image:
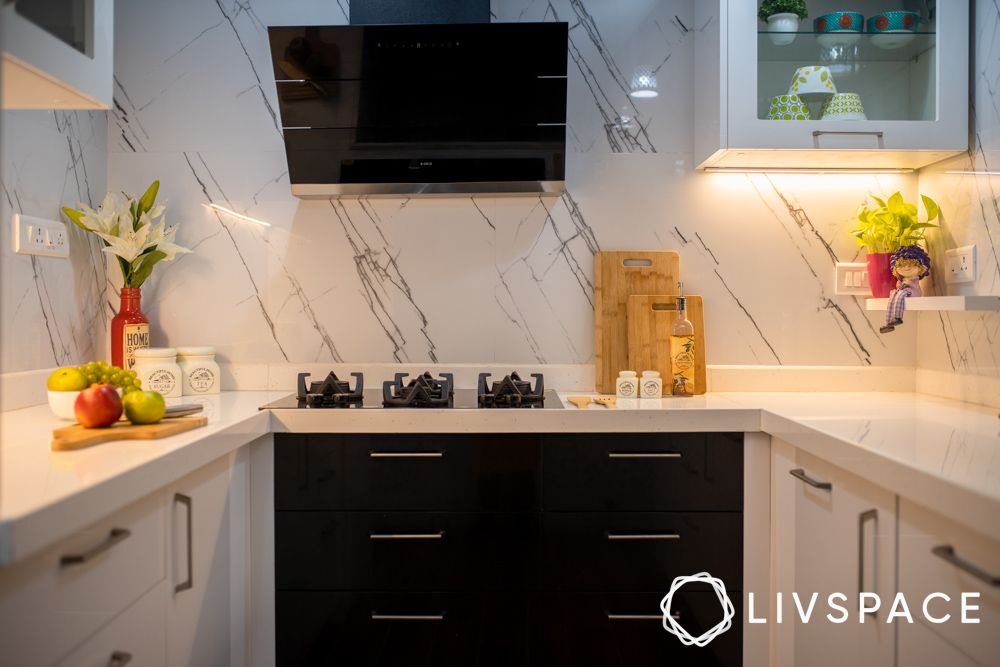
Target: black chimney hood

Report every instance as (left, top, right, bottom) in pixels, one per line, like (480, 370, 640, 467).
(267, 23, 568, 197)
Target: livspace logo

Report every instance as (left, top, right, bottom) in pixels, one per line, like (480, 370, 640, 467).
(660, 572, 736, 646)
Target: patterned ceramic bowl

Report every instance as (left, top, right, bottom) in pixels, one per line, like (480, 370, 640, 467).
(820, 93, 867, 121)
(788, 66, 837, 102)
(867, 11, 919, 33)
(767, 94, 811, 121)
(814, 11, 864, 33)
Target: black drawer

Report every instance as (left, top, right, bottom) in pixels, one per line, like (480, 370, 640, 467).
(541, 512, 742, 590)
(276, 591, 542, 667)
(276, 511, 540, 591)
(275, 434, 541, 511)
(542, 433, 743, 511)
(538, 591, 741, 667)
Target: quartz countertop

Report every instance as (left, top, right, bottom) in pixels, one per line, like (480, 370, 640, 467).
(2, 390, 998, 565)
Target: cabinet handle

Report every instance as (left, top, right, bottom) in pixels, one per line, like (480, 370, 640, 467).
(932, 545, 1000, 587)
(858, 509, 878, 616)
(789, 468, 832, 490)
(812, 130, 886, 149)
(59, 528, 131, 567)
(369, 451, 444, 458)
(608, 452, 681, 459)
(607, 532, 680, 541)
(370, 613, 445, 621)
(174, 493, 193, 593)
(108, 651, 132, 667)
(370, 531, 445, 540)
(607, 612, 680, 620)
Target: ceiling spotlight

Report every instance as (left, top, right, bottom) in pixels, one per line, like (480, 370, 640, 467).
(629, 67, 658, 99)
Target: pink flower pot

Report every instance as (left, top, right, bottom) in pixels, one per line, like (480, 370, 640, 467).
(866, 252, 896, 298)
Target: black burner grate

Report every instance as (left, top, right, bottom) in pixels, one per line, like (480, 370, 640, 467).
(477, 372, 545, 408)
(382, 372, 454, 408)
(297, 372, 364, 407)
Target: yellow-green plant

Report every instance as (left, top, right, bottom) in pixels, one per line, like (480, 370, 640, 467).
(852, 192, 939, 254)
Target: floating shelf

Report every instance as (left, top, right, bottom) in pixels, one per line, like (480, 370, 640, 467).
(758, 32, 936, 63)
(866, 296, 1000, 312)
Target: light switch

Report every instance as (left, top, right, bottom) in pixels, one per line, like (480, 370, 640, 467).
(834, 262, 871, 295)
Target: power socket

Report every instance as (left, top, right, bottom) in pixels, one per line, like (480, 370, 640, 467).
(944, 245, 976, 284)
(834, 262, 872, 295)
(13, 213, 70, 259)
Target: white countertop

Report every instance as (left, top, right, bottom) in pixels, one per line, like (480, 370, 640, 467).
(2, 390, 998, 565)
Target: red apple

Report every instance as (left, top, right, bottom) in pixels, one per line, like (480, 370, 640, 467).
(74, 384, 123, 428)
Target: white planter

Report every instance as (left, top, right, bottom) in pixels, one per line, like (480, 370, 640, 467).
(766, 13, 801, 46)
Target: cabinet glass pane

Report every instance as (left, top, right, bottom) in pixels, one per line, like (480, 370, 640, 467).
(15, 0, 93, 57)
(756, 1, 938, 122)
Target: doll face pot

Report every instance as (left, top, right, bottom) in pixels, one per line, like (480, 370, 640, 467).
(894, 260, 924, 278)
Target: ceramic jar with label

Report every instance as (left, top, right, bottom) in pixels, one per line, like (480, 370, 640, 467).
(615, 370, 638, 398)
(176, 346, 220, 395)
(133, 347, 182, 398)
(639, 370, 662, 398)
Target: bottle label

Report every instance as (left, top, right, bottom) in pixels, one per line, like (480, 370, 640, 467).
(147, 369, 177, 395)
(123, 324, 150, 370)
(670, 335, 696, 395)
(188, 367, 216, 393)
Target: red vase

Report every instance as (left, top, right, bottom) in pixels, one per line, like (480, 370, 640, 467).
(111, 287, 150, 369)
(866, 252, 897, 298)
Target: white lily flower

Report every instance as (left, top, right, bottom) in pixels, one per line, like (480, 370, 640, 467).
(96, 221, 153, 263)
(146, 216, 191, 261)
(77, 192, 129, 235)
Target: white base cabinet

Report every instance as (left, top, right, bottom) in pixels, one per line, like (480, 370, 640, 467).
(772, 439, 895, 667)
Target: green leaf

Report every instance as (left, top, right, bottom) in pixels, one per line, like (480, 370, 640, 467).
(62, 206, 90, 231)
(870, 195, 887, 208)
(138, 180, 159, 214)
(887, 191, 904, 214)
(921, 195, 939, 221)
(129, 250, 167, 288)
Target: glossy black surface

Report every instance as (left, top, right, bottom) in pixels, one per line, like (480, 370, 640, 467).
(267, 24, 568, 190)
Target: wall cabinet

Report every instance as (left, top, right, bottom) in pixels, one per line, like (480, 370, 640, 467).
(695, 0, 968, 169)
(771, 439, 895, 667)
(0, 0, 113, 108)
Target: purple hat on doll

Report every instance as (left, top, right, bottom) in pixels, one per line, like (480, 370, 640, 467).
(890, 244, 931, 278)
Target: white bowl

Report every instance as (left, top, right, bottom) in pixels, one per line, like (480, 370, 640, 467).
(48, 390, 81, 421)
(817, 32, 861, 48)
(871, 31, 916, 50)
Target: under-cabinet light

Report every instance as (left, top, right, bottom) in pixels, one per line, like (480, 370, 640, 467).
(944, 170, 1000, 175)
(703, 167, 914, 175)
(204, 203, 272, 227)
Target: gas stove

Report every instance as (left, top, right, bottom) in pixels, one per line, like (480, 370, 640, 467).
(262, 370, 563, 409)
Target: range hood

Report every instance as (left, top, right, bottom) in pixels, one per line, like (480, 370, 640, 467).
(267, 23, 568, 198)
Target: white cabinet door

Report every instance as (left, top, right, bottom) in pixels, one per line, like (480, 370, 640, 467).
(166, 452, 245, 667)
(898, 498, 1000, 667)
(771, 439, 896, 667)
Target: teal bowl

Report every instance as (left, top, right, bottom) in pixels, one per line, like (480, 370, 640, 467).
(867, 11, 920, 33)
(814, 12, 864, 33)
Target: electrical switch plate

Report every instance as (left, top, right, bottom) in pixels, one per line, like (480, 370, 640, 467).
(834, 262, 871, 295)
(13, 213, 69, 258)
(944, 245, 976, 284)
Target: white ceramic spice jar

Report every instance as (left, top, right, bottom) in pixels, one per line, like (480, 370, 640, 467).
(615, 370, 638, 398)
(133, 347, 182, 398)
(176, 346, 221, 395)
(639, 370, 662, 399)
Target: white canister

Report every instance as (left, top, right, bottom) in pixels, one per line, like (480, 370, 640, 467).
(615, 370, 638, 398)
(176, 346, 221, 395)
(133, 347, 182, 398)
(639, 370, 662, 399)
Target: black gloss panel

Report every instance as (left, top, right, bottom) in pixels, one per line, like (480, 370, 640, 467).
(350, 0, 491, 25)
(268, 24, 568, 189)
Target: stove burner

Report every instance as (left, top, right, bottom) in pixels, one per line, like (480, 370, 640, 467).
(478, 372, 545, 408)
(382, 372, 454, 408)
(297, 372, 364, 407)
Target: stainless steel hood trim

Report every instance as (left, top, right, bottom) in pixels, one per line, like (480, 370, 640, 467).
(291, 181, 566, 198)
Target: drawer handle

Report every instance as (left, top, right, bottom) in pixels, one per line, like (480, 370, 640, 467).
(790, 468, 832, 490)
(175, 493, 194, 593)
(812, 130, 886, 149)
(608, 452, 681, 459)
(369, 451, 444, 458)
(370, 531, 445, 540)
(607, 612, 680, 621)
(371, 612, 445, 621)
(59, 528, 131, 567)
(607, 532, 680, 541)
(932, 545, 1000, 587)
(108, 651, 132, 667)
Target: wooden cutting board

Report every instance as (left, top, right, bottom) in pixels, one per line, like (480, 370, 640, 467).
(594, 251, 680, 393)
(627, 294, 707, 395)
(51, 416, 209, 451)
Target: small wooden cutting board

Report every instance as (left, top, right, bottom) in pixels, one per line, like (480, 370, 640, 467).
(627, 294, 707, 395)
(51, 416, 209, 451)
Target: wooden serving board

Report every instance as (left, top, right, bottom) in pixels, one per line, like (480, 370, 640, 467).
(626, 294, 707, 395)
(51, 416, 209, 451)
(594, 251, 680, 393)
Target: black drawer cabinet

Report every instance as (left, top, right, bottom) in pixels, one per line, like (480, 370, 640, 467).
(541, 512, 743, 591)
(275, 434, 541, 511)
(543, 432, 743, 511)
(274, 433, 744, 666)
(277, 512, 541, 591)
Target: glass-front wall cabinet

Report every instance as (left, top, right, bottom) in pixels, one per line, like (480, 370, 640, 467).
(695, 0, 968, 169)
